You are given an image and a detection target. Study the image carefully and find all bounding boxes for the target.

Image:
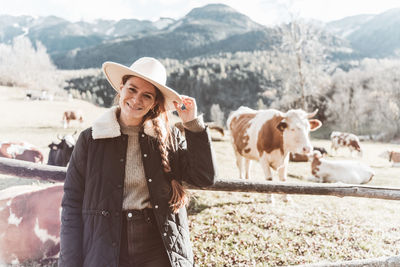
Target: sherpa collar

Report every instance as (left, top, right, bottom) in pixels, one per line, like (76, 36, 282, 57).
(91, 106, 164, 140)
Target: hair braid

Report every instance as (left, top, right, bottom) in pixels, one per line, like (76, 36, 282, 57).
(152, 118, 171, 173)
(152, 118, 189, 213)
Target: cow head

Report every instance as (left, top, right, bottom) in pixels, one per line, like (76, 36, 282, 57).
(279, 109, 322, 155)
(47, 132, 76, 166)
(350, 138, 363, 157)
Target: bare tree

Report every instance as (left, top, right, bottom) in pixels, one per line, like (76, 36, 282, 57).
(0, 37, 60, 92)
(326, 58, 400, 140)
(272, 18, 333, 111)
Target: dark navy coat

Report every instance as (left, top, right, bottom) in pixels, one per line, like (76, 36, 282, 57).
(58, 119, 216, 267)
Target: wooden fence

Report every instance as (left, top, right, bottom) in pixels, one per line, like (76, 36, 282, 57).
(0, 157, 399, 266)
(1, 157, 400, 200)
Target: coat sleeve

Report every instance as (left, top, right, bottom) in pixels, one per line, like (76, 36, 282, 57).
(173, 126, 217, 187)
(58, 131, 88, 267)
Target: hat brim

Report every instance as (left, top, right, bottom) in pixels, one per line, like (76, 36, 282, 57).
(102, 61, 182, 111)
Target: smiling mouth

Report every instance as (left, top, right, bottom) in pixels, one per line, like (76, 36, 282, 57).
(127, 102, 143, 110)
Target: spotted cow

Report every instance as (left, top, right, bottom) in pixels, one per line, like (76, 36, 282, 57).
(227, 106, 322, 185)
(0, 183, 63, 265)
(310, 151, 374, 184)
(379, 150, 400, 167)
(330, 131, 362, 157)
(0, 142, 43, 163)
(62, 110, 83, 129)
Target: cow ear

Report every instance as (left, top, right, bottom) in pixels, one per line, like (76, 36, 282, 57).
(309, 119, 322, 131)
(277, 121, 287, 132)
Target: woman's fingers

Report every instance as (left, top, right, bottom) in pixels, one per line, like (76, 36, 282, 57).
(181, 96, 195, 108)
(175, 96, 196, 111)
(174, 95, 197, 122)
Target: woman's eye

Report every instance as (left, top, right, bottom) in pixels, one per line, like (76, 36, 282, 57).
(129, 87, 136, 92)
(144, 95, 152, 99)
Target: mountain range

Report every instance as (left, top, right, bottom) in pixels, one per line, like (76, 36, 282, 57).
(326, 8, 400, 58)
(1, 4, 400, 69)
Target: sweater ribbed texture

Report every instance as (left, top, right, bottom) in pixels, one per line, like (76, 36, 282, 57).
(118, 116, 205, 210)
(120, 124, 151, 210)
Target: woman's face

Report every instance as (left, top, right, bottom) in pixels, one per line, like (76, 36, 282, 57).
(119, 76, 157, 126)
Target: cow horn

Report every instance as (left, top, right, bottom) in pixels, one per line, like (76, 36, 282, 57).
(72, 130, 78, 136)
(307, 109, 318, 118)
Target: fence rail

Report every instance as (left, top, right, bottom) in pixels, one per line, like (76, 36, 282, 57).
(1, 157, 400, 200)
(0, 157, 65, 182)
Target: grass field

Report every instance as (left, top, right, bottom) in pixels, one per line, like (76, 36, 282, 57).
(0, 85, 399, 266)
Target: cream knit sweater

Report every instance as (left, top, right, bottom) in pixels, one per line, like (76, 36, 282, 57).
(119, 117, 205, 210)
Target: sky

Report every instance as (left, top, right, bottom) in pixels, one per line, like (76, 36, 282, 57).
(0, 0, 399, 26)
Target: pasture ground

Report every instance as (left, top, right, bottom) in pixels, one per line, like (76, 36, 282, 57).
(0, 85, 399, 266)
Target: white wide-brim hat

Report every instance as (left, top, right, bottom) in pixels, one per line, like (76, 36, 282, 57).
(102, 57, 182, 111)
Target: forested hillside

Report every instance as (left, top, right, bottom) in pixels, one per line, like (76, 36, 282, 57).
(64, 51, 400, 141)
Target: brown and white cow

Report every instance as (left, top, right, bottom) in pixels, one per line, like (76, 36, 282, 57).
(0, 142, 43, 163)
(62, 110, 83, 129)
(330, 131, 362, 157)
(379, 150, 400, 167)
(227, 106, 322, 184)
(310, 151, 374, 184)
(0, 183, 63, 264)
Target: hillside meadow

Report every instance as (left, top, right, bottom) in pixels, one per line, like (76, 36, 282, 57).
(0, 85, 399, 266)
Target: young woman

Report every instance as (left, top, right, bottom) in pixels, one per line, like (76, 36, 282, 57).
(58, 57, 217, 267)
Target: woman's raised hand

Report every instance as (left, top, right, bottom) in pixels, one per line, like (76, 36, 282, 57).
(174, 96, 197, 123)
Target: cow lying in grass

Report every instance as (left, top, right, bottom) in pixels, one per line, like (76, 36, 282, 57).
(0, 183, 63, 265)
(310, 151, 374, 184)
(379, 150, 400, 167)
(0, 141, 43, 163)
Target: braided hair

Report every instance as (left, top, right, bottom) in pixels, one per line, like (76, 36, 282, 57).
(117, 75, 189, 213)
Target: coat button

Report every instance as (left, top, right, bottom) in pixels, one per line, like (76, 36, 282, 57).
(143, 154, 147, 158)
(141, 134, 145, 138)
(154, 205, 159, 209)
(120, 158, 124, 162)
(127, 212, 133, 218)
(148, 179, 152, 182)
(112, 242, 117, 247)
(163, 232, 167, 237)
(101, 210, 110, 217)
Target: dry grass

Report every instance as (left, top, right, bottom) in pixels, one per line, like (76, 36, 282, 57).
(0, 85, 400, 266)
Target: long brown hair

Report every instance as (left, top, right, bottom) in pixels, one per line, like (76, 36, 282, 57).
(117, 75, 189, 213)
